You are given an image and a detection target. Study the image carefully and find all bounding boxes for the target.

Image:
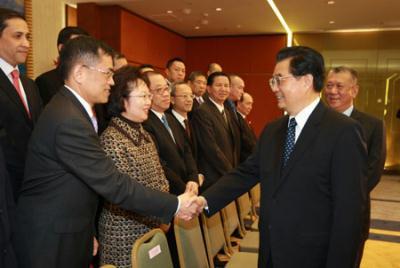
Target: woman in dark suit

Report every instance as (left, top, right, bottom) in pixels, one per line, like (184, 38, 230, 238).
(98, 66, 170, 267)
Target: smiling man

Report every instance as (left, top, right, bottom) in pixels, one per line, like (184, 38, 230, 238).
(15, 36, 201, 268)
(199, 46, 368, 268)
(325, 66, 386, 266)
(0, 8, 42, 200)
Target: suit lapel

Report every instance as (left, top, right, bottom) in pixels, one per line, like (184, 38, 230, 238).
(0, 69, 31, 122)
(273, 101, 326, 194)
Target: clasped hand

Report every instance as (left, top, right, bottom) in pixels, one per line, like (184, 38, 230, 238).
(176, 191, 207, 221)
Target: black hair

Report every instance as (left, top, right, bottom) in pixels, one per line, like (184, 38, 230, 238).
(0, 8, 25, 36)
(57, 26, 89, 46)
(207, 71, 230, 86)
(166, 57, 185, 69)
(276, 46, 325, 92)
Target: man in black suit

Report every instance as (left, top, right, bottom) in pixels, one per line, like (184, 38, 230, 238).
(169, 82, 201, 178)
(325, 66, 386, 266)
(0, 8, 42, 200)
(0, 144, 17, 268)
(165, 57, 185, 86)
(198, 46, 368, 268)
(14, 36, 202, 268)
(35, 26, 88, 106)
(187, 71, 207, 112)
(236, 92, 257, 162)
(143, 72, 199, 196)
(191, 72, 241, 190)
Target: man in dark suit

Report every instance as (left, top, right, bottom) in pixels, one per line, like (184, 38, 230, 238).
(0, 144, 17, 268)
(187, 71, 207, 112)
(198, 46, 368, 268)
(143, 72, 199, 196)
(165, 57, 185, 86)
(236, 92, 257, 162)
(325, 66, 386, 266)
(35, 26, 88, 106)
(14, 36, 202, 268)
(169, 82, 199, 163)
(191, 72, 241, 190)
(0, 8, 42, 200)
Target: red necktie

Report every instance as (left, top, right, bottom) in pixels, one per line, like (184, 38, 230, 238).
(11, 69, 31, 118)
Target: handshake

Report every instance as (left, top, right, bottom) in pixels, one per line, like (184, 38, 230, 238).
(176, 181, 207, 221)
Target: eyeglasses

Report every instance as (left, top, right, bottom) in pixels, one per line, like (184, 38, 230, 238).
(325, 82, 350, 92)
(127, 93, 153, 100)
(269, 74, 294, 88)
(151, 86, 170, 95)
(174, 94, 195, 99)
(83, 65, 114, 79)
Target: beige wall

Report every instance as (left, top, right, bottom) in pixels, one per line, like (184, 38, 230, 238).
(295, 31, 400, 170)
(31, 0, 65, 78)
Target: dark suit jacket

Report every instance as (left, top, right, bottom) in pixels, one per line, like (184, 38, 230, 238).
(35, 67, 63, 106)
(237, 113, 257, 162)
(35, 67, 108, 133)
(191, 98, 240, 189)
(351, 109, 386, 191)
(0, 145, 17, 268)
(15, 87, 178, 268)
(143, 111, 198, 195)
(0, 68, 42, 198)
(169, 111, 198, 162)
(202, 101, 368, 268)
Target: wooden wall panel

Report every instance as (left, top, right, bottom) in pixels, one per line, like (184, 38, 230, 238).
(186, 35, 286, 134)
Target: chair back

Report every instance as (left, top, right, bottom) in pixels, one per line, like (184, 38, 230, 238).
(131, 228, 173, 268)
(174, 216, 210, 268)
(236, 193, 253, 234)
(201, 212, 229, 268)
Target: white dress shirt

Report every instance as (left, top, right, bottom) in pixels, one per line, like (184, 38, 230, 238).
(289, 97, 320, 143)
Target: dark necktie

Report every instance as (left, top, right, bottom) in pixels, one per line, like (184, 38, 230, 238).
(221, 110, 228, 125)
(282, 118, 297, 167)
(183, 119, 191, 138)
(161, 114, 176, 143)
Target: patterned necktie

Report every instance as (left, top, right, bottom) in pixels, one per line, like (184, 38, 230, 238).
(282, 117, 297, 167)
(221, 110, 228, 125)
(11, 69, 31, 118)
(161, 114, 176, 143)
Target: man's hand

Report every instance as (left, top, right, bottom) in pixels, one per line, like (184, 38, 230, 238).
(176, 192, 205, 221)
(185, 181, 199, 195)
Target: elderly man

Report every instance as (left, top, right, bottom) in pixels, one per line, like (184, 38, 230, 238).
(199, 46, 368, 268)
(236, 92, 257, 162)
(0, 8, 42, 200)
(14, 36, 201, 268)
(207, 62, 222, 76)
(325, 66, 386, 266)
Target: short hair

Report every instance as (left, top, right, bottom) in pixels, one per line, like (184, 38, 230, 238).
(138, 64, 154, 73)
(188, 71, 206, 82)
(329, 66, 358, 83)
(170, 81, 188, 96)
(57, 26, 89, 46)
(108, 65, 146, 117)
(0, 8, 25, 36)
(166, 57, 185, 69)
(276, 46, 325, 92)
(141, 70, 164, 88)
(208, 62, 221, 71)
(112, 51, 126, 64)
(59, 36, 114, 81)
(207, 71, 230, 86)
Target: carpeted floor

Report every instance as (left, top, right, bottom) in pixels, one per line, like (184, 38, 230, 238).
(361, 175, 400, 268)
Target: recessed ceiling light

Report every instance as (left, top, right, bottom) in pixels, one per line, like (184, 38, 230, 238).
(182, 8, 191, 15)
(216, 7, 222, 12)
(329, 20, 335, 24)
(237, 25, 242, 28)
(203, 12, 209, 17)
(327, 0, 335, 4)
(195, 26, 200, 30)
(167, 10, 173, 14)
(201, 19, 209, 25)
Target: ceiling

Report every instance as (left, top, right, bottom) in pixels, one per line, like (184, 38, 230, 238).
(71, 0, 400, 37)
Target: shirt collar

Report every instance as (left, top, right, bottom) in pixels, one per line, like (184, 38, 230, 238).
(342, 105, 354, 117)
(65, 85, 94, 119)
(290, 97, 320, 128)
(238, 111, 246, 119)
(171, 109, 186, 125)
(209, 97, 225, 113)
(151, 109, 164, 121)
(0, 57, 18, 77)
